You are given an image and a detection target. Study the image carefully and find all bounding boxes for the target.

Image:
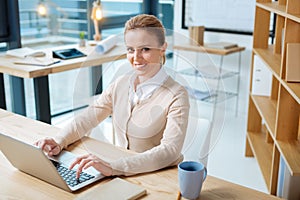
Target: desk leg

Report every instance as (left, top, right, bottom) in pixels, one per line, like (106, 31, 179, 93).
(0, 74, 6, 109)
(235, 52, 242, 117)
(9, 75, 26, 116)
(34, 76, 51, 124)
(91, 65, 103, 95)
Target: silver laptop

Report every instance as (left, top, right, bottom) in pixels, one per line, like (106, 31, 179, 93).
(0, 133, 104, 192)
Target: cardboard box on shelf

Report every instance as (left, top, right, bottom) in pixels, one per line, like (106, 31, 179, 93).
(286, 43, 300, 82)
(188, 26, 204, 46)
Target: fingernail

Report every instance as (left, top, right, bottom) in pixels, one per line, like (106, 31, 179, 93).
(46, 145, 51, 151)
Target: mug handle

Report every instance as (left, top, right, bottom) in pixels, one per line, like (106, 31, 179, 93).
(203, 167, 207, 181)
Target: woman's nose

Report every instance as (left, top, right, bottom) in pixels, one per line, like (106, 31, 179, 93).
(133, 49, 141, 59)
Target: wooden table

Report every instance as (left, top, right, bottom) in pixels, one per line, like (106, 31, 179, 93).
(0, 43, 126, 124)
(0, 109, 282, 200)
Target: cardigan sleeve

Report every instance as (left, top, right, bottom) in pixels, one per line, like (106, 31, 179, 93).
(110, 87, 190, 176)
(55, 82, 115, 149)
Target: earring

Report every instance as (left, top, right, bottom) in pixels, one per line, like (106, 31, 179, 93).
(160, 55, 166, 65)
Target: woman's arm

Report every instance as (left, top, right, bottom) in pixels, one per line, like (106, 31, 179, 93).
(54, 82, 115, 149)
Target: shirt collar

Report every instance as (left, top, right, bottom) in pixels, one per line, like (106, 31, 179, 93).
(129, 67, 169, 102)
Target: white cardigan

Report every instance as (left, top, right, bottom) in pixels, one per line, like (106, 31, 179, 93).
(55, 73, 190, 176)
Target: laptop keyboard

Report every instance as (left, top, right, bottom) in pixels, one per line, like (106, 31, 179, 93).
(51, 160, 95, 187)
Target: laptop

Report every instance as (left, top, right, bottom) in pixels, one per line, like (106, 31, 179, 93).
(0, 133, 105, 192)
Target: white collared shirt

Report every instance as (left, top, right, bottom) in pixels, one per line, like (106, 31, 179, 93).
(129, 67, 169, 107)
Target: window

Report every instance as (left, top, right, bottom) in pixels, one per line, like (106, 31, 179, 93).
(3, 0, 174, 118)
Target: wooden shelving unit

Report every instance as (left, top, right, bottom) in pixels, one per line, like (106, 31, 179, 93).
(246, 0, 300, 196)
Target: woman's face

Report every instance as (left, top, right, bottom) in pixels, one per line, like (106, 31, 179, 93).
(125, 29, 167, 80)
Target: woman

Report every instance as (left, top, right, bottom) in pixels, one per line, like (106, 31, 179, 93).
(35, 14, 190, 177)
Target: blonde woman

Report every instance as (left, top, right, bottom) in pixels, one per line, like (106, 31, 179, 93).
(35, 14, 190, 177)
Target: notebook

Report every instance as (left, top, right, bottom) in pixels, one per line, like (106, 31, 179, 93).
(0, 132, 104, 192)
(6, 47, 38, 58)
(14, 57, 61, 67)
(75, 178, 147, 200)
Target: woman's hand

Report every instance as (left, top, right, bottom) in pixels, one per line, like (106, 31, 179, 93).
(69, 154, 113, 178)
(34, 138, 61, 156)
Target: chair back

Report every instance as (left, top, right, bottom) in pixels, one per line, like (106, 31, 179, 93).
(182, 116, 211, 167)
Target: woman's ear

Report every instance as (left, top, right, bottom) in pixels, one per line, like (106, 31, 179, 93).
(160, 42, 168, 55)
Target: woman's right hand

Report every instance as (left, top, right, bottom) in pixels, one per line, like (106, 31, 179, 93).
(34, 138, 61, 156)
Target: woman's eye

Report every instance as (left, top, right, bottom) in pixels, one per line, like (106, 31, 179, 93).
(142, 47, 150, 52)
(127, 48, 134, 53)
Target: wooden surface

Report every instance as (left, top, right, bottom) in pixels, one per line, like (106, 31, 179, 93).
(0, 109, 283, 200)
(0, 43, 126, 78)
(257, 2, 300, 23)
(247, 131, 273, 190)
(251, 95, 277, 137)
(253, 47, 281, 78)
(173, 43, 245, 55)
(253, 6, 270, 49)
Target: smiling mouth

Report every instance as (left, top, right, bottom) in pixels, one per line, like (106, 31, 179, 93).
(134, 64, 146, 69)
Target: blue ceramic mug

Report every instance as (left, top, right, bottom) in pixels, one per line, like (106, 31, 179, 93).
(178, 161, 207, 199)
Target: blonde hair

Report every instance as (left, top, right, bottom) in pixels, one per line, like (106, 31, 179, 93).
(124, 14, 166, 64)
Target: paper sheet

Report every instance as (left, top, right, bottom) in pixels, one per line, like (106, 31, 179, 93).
(95, 35, 118, 54)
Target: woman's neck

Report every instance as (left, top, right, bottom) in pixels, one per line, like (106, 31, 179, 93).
(133, 75, 147, 90)
(134, 66, 162, 90)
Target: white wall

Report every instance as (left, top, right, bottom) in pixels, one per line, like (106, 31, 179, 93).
(172, 0, 253, 118)
(173, 0, 253, 49)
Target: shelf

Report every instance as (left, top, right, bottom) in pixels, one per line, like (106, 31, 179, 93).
(282, 81, 300, 104)
(276, 140, 300, 176)
(251, 95, 277, 138)
(257, 2, 300, 23)
(203, 90, 237, 103)
(180, 67, 238, 80)
(247, 131, 273, 189)
(257, 2, 286, 17)
(174, 43, 243, 115)
(288, 13, 300, 24)
(185, 86, 212, 101)
(185, 86, 237, 103)
(253, 47, 281, 79)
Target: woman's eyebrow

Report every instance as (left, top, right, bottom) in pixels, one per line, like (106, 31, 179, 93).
(126, 45, 159, 49)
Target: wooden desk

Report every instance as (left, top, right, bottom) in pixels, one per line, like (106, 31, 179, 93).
(0, 109, 282, 200)
(0, 43, 126, 124)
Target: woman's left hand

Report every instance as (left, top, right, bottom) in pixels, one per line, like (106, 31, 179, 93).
(69, 154, 113, 178)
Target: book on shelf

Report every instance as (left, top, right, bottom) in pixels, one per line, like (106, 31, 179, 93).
(286, 43, 300, 82)
(205, 42, 238, 49)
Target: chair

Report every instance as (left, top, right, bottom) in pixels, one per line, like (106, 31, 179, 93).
(181, 116, 211, 167)
(89, 61, 132, 144)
